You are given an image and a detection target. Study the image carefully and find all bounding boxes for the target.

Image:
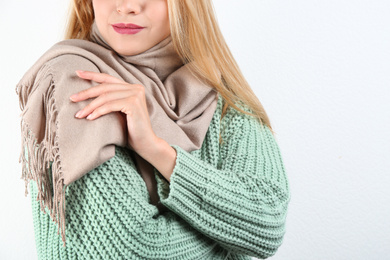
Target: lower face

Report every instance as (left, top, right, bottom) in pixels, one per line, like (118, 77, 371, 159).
(91, 0, 171, 56)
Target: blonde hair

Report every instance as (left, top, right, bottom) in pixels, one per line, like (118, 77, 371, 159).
(64, 0, 276, 141)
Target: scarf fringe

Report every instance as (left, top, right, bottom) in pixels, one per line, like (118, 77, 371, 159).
(18, 78, 68, 247)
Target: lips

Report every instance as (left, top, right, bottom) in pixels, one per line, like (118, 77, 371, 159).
(112, 23, 144, 29)
(112, 24, 144, 35)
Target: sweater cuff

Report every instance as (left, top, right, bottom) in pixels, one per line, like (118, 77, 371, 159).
(154, 144, 209, 214)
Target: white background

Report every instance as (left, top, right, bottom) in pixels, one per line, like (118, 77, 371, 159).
(1, 0, 389, 259)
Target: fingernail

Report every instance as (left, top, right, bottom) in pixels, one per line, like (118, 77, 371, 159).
(70, 94, 77, 101)
(75, 70, 84, 76)
(75, 110, 82, 118)
(86, 114, 93, 120)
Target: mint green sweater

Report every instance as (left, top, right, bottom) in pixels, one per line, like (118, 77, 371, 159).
(29, 93, 291, 259)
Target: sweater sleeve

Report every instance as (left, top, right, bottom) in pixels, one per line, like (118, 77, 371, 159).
(154, 106, 291, 259)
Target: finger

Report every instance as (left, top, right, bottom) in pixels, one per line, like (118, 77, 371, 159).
(85, 98, 131, 120)
(75, 90, 134, 118)
(76, 70, 124, 84)
(70, 83, 130, 102)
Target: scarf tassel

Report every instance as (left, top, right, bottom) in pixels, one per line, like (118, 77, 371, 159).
(18, 79, 68, 247)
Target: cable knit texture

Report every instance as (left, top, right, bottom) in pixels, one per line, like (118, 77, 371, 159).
(29, 93, 291, 259)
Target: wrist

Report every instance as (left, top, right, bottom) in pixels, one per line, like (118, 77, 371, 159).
(143, 137, 177, 182)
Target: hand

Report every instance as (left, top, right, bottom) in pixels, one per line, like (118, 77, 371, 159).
(70, 70, 160, 157)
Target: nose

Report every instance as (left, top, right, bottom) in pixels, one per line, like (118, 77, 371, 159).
(116, 0, 142, 14)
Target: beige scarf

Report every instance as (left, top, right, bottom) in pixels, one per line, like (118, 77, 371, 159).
(16, 20, 218, 245)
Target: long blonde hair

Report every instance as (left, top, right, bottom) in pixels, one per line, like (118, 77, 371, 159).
(64, 0, 276, 140)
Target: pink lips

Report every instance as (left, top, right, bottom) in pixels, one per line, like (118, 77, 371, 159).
(112, 23, 144, 35)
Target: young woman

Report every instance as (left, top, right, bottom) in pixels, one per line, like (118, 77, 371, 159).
(17, 0, 291, 259)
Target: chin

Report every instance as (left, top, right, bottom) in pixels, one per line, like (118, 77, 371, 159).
(115, 46, 144, 56)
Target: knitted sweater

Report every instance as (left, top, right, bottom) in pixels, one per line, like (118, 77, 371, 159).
(28, 93, 291, 259)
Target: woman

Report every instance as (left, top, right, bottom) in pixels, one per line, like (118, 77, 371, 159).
(17, 0, 291, 259)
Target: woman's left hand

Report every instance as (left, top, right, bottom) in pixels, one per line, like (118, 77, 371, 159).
(70, 70, 160, 157)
